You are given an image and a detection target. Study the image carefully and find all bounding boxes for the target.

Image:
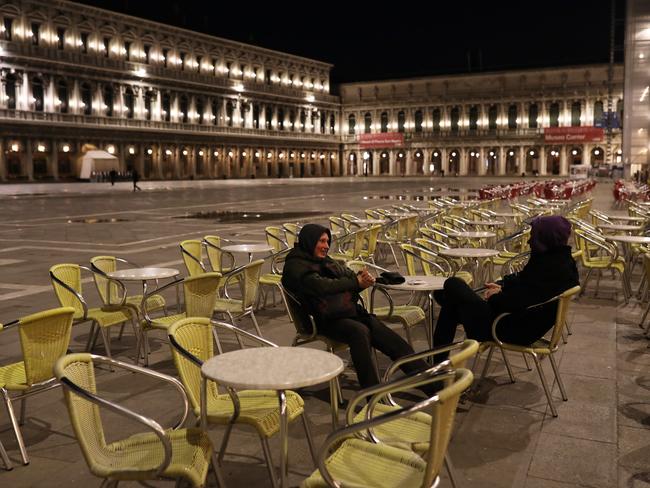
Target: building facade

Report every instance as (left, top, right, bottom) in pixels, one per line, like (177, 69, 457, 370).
(0, 0, 623, 182)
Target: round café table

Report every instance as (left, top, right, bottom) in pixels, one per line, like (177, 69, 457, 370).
(201, 347, 344, 488)
(373, 275, 446, 346)
(440, 248, 499, 284)
(597, 223, 643, 234)
(604, 234, 650, 293)
(464, 220, 505, 227)
(221, 243, 274, 263)
(106, 267, 180, 309)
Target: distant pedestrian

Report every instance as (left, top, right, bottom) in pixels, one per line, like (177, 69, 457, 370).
(109, 169, 117, 186)
(132, 170, 141, 191)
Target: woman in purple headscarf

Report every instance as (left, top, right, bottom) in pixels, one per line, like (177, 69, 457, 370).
(432, 215, 579, 353)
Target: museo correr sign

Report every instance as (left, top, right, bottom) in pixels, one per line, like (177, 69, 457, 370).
(543, 127, 604, 143)
(359, 133, 405, 149)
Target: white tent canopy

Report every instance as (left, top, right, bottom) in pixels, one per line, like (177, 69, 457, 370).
(77, 150, 119, 179)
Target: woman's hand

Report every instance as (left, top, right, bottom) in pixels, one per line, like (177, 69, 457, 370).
(356, 269, 375, 289)
(483, 282, 502, 299)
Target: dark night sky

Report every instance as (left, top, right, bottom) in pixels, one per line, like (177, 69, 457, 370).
(74, 0, 626, 86)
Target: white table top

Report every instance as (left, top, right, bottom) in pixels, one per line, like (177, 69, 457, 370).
(465, 220, 504, 226)
(453, 231, 497, 239)
(375, 274, 446, 291)
(221, 243, 274, 254)
(597, 224, 643, 232)
(201, 347, 344, 390)
(350, 219, 386, 225)
(107, 267, 179, 281)
(604, 235, 650, 244)
(492, 212, 524, 218)
(604, 215, 646, 222)
(440, 248, 500, 258)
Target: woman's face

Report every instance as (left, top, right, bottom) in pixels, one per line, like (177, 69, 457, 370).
(314, 232, 330, 258)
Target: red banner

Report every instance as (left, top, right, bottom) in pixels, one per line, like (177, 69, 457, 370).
(543, 127, 604, 143)
(358, 133, 405, 149)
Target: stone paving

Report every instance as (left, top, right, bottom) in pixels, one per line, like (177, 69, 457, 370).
(0, 176, 648, 487)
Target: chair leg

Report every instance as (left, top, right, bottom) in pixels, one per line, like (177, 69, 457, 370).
(580, 268, 593, 297)
(226, 312, 244, 349)
(522, 352, 532, 371)
(480, 346, 495, 381)
(444, 453, 458, 488)
(0, 439, 12, 470)
(260, 436, 279, 488)
(117, 322, 125, 341)
(532, 353, 558, 417)
(250, 310, 263, 338)
(85, 322, 97, 351)
(19, 397, 26, 425)
(212, 327, 224, 355)
(549, 354, 568, 401)
(218, 422, 235, 465)
(301, 413, 318, 467)
(565, 320, 573, 336)
(402, 324, 414, 348)
(210, 451, 226, 488)
(1, 389, 28, 465)
(500, 348, 515, 383)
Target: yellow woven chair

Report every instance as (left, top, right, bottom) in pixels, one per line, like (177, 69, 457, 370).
(330, 228, 367, 263)
(574, 229, 630, 301)
(351, 340, 479, 488)
(203, 235, 236, 276)
(302, 368, 474, 488)
(358, 224, 383, 264)
(477, 285, 581, 417)
(213, 259, 264, 338)
(283, 223, 300, 248)
(258, 249, 290, 311)
(329, 216, 349, 236)
(265, 226, 288, 253)
(141, 272, 221, 363)
(0, 307, 75, 465)
(347, 260, 427, 348)
(90, 256, 166, 317)
(180, 239, 206, 277)
(491, 227, 531, 266)
(54, 353, 222, 487)
(413, 238, 474, 286)
(168, 317, 315, 482)
(50, 264, 136, 362)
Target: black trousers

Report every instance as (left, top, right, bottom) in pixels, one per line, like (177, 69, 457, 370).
(319, 312, 428, 389)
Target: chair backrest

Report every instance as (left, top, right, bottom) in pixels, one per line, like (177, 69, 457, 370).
(283, 223, 300, 248)
(180, 239, 205, 277)
(448, 339, 479, 369)
(54, 353, 109, 471)
(222, 260, 264, 310)
(183, 272, 222, 317)
(400, 243, 421, 275)
(329, 216, 348, 235)
(89, 255, 121, 305)
(203, 235, 236, 274)
(168, 318, 218, 413)
(280, 286, 315, 336)
(502, 251, 531, 275)
(547, 286, 581, 349)
(50, 263, 85, 319)
(265, 227, 287, 253)
(17, 307, 75, 385)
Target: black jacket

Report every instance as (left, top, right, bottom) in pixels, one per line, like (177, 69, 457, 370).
(282, 247, 362, 322)
(489, 245, 579, 344)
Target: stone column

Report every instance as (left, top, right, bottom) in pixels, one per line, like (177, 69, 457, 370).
(0, 139, 6, 181)
(50, 139, 59, 180)
(155, 144, 163, 179)
(560, 146, 568, 176)
(136, 143, 145, 176)
(539, 147, 547, 175)
(459, 148, 468, 176)
(583, 144, 591, 167)
(21, 72, 30, 111)
(518, 146, 526, 174)
(25, 140, 33, 181)
(498, 147, 506, 175)
(477, 148, 486, 176)
(440, 148, 448, 175)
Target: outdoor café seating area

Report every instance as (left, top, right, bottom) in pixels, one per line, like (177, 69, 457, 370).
(0, 177, 648, 488)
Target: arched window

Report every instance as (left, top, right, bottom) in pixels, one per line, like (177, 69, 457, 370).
(528, 103, 538, 128)
(124, 87, 134, 119)
(239, 103, 247, 127)
(103, 85, 114, 116)
(31, 77, 44, 112)
(226, 101, 234, 127)
(593, 100, 604, 126)
(469, 106, 478, 131)
(80, 82, 92, 115)
(380, 112, 389, 133)
(5, 73, 16, 109)
(300, 109, 306, 132)
(144, 90, 154, 120)
(364, 112, 372, 134)
(571, 101, 581, 126)
(277, 107, 284, 130)
(450, 106, 460, 133)
(414, 110, 423, 133)
(549, 102, 560, 127)
(265, 105, 273, 129)
(507, 104, 517, 129)
(289, 110, 295, 131)
(212, 99, 219, 125)
(253, 104, 259, 129)
(179, 95, 189, 123)
(348, 114, 356, 135)
(162, 93, 171, 121)
(488, 105, 497, 131)
(57, 80, 69, 113)
(397, 111, 405, 133)
(329, 114, 336, 135)
(432, 108, 441, 133)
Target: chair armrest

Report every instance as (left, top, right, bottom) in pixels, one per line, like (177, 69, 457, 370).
(202, 239, 236, 271)
(181, 246, 206, 273)
(50, 270, 90, 321)
(221, 264, 248, 299)
(211, 319, 279, 348)
(382, 340, 467, 383)
(142, 278, 184, 325)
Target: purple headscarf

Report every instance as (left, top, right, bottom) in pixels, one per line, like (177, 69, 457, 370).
(529, 215, 572, 253)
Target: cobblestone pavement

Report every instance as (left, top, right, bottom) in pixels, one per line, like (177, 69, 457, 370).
(0, 176, 648, 487)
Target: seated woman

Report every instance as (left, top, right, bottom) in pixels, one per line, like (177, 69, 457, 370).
(282, 223, 430, 390)
(432, 215, 579, 353)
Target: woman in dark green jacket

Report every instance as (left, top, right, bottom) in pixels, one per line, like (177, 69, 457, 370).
(282, 223, 429, 389)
